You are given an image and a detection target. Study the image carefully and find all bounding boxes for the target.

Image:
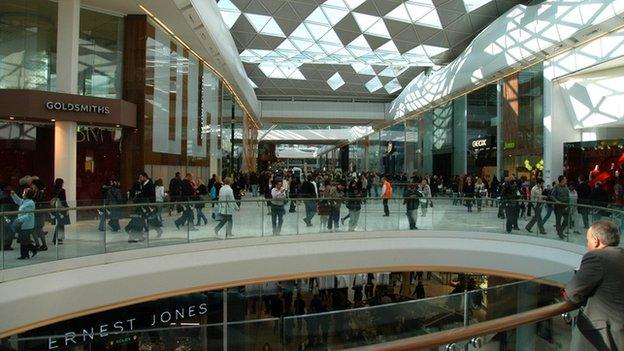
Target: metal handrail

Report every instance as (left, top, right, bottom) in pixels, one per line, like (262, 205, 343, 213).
(0, 196, 622, 216)
(344, 301, 577, 351)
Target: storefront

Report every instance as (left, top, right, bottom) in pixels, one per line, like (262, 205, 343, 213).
(564, 139, 624, 187)
(0, 89, 136, 202)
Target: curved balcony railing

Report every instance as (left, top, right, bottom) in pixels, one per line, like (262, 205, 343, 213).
(1, 195, 622, 271)
(5, 270, 576, 350)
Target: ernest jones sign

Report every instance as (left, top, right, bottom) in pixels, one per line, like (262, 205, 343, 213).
(45, 101, 111, 115)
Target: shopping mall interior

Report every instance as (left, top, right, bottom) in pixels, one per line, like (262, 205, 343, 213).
(1, 0, 624, 350)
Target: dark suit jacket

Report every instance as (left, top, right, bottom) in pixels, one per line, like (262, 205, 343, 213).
(566, 247, 624, 338)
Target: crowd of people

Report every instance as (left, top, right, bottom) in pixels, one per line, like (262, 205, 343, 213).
(1, 168, 623, 257)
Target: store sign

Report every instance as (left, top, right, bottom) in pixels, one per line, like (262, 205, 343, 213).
(471, 137, 494, 149)
(45, 101, 111, 115)
(47, 303, 209, 349)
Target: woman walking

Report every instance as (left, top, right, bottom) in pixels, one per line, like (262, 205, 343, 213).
(11, 188, 37, 259)
(195, 179, 208, 226)
(214, 177, 239, 237)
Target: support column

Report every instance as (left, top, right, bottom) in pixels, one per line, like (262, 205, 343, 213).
(453, 96, 467, 176)
(423, 112, 433, 175)
(496, 81, 503, 180)
(55, 0, 80, 207)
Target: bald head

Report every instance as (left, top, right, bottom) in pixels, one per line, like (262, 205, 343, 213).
(587, 220, 620, 250)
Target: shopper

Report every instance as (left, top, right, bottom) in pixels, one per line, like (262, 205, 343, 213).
(464, 176, 475, 212)
(11, 188, 37, 259)
(300, 175, 317, 227)
(502, 177, 520, 233)
(564, 220, 624, 350)
(475, 177, 486, 211)
(525, 178, 546, 234)
(576, 176, 592, 229)
(419, 179, 431, 217)
(104, 180, 122, 232)
(214, 177, 238, 237)
(174, 173, 196, 231)
(345, 180, 362, 231)
(381, 176, 393, 217)
(551, 175, 570, 239)
(317, 181, 331, 231)
(327, 182, 344, 232)
(195, 179, 208, 226)
(403, 183, 422, 230)
(50, 178, 70, 245)
(270, 179, 287, 235)
(30, 179, 47, 251)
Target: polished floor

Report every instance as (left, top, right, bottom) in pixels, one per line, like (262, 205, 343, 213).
(1, 197, 593, 269)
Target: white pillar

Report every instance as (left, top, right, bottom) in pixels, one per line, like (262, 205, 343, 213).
(55, 0, 80, 207)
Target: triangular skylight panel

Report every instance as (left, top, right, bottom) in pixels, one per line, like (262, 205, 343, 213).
(352, 62, 376, 75)
(305, 22, 332, 41)
(248, 49, 272, 58)
(327, 72, 345, 90)
(379, 67, 397, 77)
(258, 62, 278, 76)
(218, 0, 239, 12)
(220, 11, 241, 29)
(405, 2, 442, 29)
(290, 23, 314, 40)
(321, 6, 350, 26)
(248, 78, 258, 88)
(323, 0, 348, 10)
(365, 19, 391, 38)
(384, 4, 411, 23)
(319, 42, 343, 55)
(261, 18, 286, 37)
(365, 76, 383, 92)
(305, 8, 330, 25)
(290, 38, 314, 51)
(239, 49, 258, 62)
(353, 13, 380, 32)
(289, 70, 306, 80)
(344, 0, 366, 10)
(384, 78, 401, 93)
(376, 40, 400, 54)
(348, 35, 372, 50)
(245, 13, 271, 33)
(318, 29, 342, 45)
(464, 0, 493, 12)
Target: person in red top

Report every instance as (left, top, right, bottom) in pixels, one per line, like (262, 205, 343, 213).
(381, 176, 393, 217)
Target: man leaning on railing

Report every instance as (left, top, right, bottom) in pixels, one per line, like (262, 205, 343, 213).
(564, 220, 624, 351)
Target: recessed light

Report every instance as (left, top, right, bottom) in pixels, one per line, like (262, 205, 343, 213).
(115, 124, 120, 127)
(51, 119, 56, 122)
(9, 116, 14, 120)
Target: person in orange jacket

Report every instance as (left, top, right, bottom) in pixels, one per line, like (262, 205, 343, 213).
(381, 176, 393, 216)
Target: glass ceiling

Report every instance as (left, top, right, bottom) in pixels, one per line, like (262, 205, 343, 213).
(218, 0, 498, 94)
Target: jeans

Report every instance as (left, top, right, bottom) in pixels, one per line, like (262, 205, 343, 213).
(251, 184, 258, 197)
(578, 207, 590, 228)
(214, 214, 233, 236)
(505, 203, 519, 233)
(304, 201, 316, 224)
(542, 205, 553, 224)
(328, 207, 340, 230)
(175, 206, 195, 228)
(383, 199, 389, 216)
(271, 205, 285, 235)
(406, 209, 417, 229)
(195, 207, 208, 225)
(554, 205, 568, 238)
(525, 203, 545, 233)
(348, 209, 360, 231)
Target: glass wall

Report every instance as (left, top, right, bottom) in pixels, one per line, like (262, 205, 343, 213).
(78, 8, 124, 98)
(0, 0, 124, 98)
(466, 84, 498, 178)
(0, 0, 58, 91)
(502, 64, 544, 179)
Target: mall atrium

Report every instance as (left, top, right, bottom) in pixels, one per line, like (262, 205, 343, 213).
(1, 0, 624, 350)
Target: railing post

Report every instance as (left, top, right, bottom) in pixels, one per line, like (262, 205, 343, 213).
(223, 288, 228, 351)
(296, 201, 300, 235)
(463, 290, 469, 327)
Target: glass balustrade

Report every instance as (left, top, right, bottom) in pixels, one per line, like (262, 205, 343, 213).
(2, 271, 575, 350)
(1, 196, 622, 270)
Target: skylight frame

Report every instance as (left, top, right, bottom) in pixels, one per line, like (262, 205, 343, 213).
(327, 72, 345, 90)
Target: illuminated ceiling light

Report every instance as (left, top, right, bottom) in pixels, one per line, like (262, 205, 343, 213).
(365, 76, 383, 92)
(327, 72, 345, 90)
(463, 0, 493, 12)
(384, 78, 402, 93)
